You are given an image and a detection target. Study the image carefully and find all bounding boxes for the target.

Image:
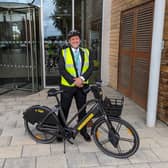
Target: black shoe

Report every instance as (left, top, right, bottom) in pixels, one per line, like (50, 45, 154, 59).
(56, 137, 63, 142)
(80, 132, 91, 142)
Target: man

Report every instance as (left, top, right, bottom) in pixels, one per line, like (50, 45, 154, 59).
(58, 30, 93, 142)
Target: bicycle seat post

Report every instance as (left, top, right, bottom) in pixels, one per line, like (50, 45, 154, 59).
(55, 94, 60, 105)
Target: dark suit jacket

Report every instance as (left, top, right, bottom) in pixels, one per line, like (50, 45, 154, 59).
(58, 47, 93, 85)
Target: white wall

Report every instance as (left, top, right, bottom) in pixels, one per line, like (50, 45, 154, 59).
(101, 0, 112, 86)
(147, 0, 166, 127)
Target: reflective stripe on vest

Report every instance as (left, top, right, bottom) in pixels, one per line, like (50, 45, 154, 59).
(61, 47, 89, 86)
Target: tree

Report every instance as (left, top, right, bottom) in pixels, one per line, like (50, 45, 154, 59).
(50, 0, 72, 37)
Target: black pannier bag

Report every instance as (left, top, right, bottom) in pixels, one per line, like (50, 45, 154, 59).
(23, 105, 58, 125)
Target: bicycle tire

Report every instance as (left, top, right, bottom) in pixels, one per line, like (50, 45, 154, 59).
(92, 117, 140, 158)
(24, 119, 57, 144)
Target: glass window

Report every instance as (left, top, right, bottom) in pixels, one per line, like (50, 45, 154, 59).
(43, 0, 72, 86)
(75, 0, 102, 83)
(86, 0, 102, 82)
(0, 1, 41, 7)
(0, 0, 38, 3)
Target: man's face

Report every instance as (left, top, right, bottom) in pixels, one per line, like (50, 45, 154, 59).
(69, 35, 80, 49)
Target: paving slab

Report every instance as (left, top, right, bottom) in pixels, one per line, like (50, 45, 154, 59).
(0, 136, 11, 146)
(15, 118, 24, 128)
(66, 152, 99, 168)
(0, 146, 22, 158)
(155, 137, 168, 147)
(22, 144, 50, 157)
(0, 121, 16, 129)
(4, 157, 35, 168)
(152, 147, 168, 161)
(0, 159, 4, 168)
(96, 152, 130, 166)
(129, 149, 160, 164)
(51, 141, 79, 154)
(149, 162, 168, 168)
(37, 154, 68, 168)
(80, 166, 117, 168)
(118, 163, 151, 168)
(77, 136, 100, 153)
(155, 128, 168, 137)
(0, 98, 15, 103)
(140, 138, 160, 149)
(0, 107, 6, 113)
(1, 128, 25, 137)
(11, 136, 36, 146)
(137, 128, 161, 139)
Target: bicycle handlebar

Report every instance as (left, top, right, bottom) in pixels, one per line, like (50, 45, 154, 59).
(83, 81, 103, 99)
(47, 80, 103, 100)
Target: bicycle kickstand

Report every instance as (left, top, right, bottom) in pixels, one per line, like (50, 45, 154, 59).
(63, 138, 74, 154)
(63, 139, 66, 154)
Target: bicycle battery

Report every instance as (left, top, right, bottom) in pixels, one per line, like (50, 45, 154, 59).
(23, 105, 58, 125)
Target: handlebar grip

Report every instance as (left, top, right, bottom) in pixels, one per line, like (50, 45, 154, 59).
(82, 85, 91, 94)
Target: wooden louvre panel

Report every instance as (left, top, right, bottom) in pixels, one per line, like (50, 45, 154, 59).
(118, 1, 154, 109)
(132, 1, 153, 108)
(118, 10, 134, 96)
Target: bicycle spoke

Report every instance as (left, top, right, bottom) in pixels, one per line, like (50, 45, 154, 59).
(100, 138, 109, 145)
(116, 122, 122, 133)
(99, 125, 108, 134)
(117, 144, 122, 154)
(120, 137, 134, 143)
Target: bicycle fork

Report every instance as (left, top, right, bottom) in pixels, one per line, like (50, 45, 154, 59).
(104, 116, 120, 148)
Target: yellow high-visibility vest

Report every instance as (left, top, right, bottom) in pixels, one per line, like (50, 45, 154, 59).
(61, 47, 89, 86)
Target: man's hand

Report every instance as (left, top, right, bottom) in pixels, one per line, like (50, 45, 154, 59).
(73, 77, 84, 87)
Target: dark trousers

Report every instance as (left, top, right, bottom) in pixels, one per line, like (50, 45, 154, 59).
(60, 86, 87, 134)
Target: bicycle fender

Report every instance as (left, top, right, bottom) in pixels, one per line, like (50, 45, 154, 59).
(23, 105, 56, 124)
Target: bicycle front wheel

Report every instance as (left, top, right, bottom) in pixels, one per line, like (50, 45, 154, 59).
(24, 120, 57, 144)
(92, 117, 140, 158)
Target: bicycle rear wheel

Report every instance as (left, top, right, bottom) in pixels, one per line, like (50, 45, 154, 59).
(92, 117, 139, 158)
(24, 120, 57, 144)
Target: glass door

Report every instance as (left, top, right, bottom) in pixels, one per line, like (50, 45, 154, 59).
(0, 5, 40, 93)
(43, 0, 72, 86)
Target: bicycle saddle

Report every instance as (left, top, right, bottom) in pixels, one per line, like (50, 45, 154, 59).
(48, 88, 63, 97)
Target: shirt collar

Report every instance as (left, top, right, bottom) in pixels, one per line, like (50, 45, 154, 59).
(71, 47, 79, 53)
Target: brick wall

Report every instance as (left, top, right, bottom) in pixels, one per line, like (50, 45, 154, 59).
(109, 0, 168, 122)
(109, 0, 152, 88)
(158, 0, 168, 122)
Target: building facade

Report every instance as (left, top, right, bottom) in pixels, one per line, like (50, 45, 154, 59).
(102, 0, 168, 125)
(0, 0, 167, 125)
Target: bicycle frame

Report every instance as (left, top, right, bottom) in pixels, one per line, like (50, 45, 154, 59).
(35, 96, 100, 138)
(40, 85, 117, 138)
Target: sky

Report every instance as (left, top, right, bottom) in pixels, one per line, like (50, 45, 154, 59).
(43, 0, 61, 38)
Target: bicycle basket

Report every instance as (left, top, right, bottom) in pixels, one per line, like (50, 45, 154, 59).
(103, 97, 124, 117)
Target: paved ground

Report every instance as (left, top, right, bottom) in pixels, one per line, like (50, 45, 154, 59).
(0, 87, 168, 168)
